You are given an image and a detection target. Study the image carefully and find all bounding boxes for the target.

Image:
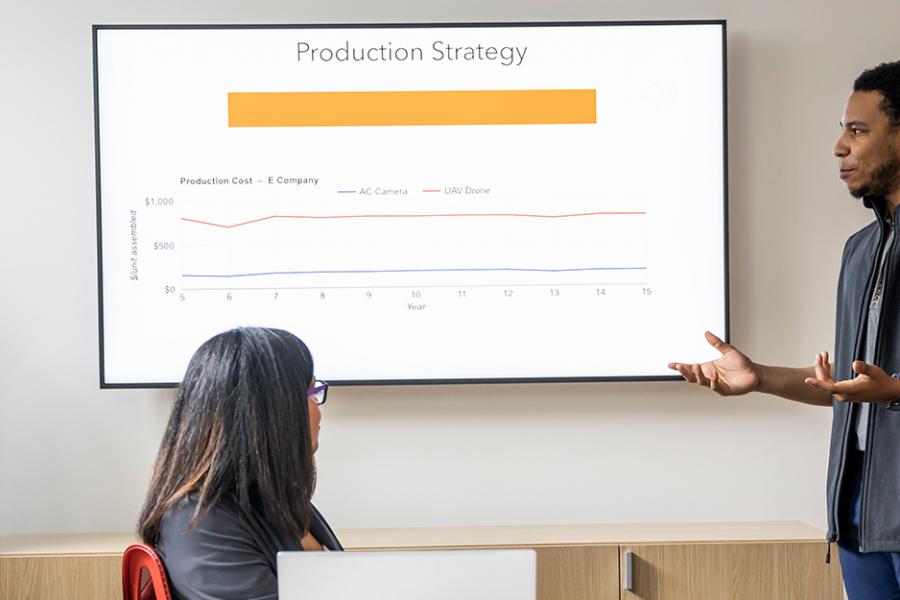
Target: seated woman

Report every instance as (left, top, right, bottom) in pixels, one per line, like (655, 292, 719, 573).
(138, 327, 342, 600)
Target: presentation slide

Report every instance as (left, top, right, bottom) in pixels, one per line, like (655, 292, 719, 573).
(95, 22, 727, 386)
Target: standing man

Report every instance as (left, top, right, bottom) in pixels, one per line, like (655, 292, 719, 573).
(669, 60, 900, 599)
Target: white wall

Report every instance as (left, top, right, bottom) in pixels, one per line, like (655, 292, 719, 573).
(2, 0, 898, 535)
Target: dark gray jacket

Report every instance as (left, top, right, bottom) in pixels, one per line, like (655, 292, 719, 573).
(826, 198, 900, 552)
(157, 497, 343, 600)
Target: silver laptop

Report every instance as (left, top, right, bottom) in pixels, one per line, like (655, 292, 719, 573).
(277, 548, 536, 600)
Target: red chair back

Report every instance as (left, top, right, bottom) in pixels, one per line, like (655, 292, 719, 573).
(122, 543, 173, 600)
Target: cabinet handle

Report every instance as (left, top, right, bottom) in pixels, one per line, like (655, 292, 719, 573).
(625, 549, 634, 592)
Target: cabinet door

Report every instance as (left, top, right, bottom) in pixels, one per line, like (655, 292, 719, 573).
(536, 545, 619, 600)
(619, 542, 842, 600)
(0, 555, 122, 600)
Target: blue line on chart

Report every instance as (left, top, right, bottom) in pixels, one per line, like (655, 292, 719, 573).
(182, 267, 648, 279)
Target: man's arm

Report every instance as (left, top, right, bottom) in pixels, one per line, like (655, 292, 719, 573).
(755, 363, 831, 406)
(668, 332, 832, 406)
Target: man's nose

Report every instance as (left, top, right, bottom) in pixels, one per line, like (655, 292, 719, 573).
(834, 132, 850, 157)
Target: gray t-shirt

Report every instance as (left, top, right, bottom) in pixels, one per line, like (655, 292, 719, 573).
(854, 221, 894, 450)
(156, 497, 342, 600)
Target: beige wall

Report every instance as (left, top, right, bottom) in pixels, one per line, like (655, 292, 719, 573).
(1, 0, 898, 534)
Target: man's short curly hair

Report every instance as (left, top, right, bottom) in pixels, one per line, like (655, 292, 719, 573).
(854, 60, 900, 129)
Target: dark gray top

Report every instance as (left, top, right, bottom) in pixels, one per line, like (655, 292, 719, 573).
(156, 497, 343, 600)
(853, 221, 894, 450)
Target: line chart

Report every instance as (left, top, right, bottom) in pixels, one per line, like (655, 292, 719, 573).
(175, 207, 650, 288)
(176, 208, 650, 286)
(180, 210, 647, 230)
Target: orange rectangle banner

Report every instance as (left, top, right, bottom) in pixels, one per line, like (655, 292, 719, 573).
(228, 89, 596, 127)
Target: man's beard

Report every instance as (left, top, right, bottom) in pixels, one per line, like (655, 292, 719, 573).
(851, 146, 900, 199)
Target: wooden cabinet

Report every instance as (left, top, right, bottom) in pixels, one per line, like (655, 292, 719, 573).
(0, 553, 122, 600)
(537, 545, 620, 600)
(341, 521, 842, 600)
(620, 542, 841, 600)
(0, 533, 129, 600)
(0, 522, 842, 600)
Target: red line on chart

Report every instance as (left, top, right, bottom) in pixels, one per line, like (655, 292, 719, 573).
(180, 211, 647, 229)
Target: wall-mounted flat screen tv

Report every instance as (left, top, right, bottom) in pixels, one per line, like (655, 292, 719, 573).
(94, 21, 728, 387)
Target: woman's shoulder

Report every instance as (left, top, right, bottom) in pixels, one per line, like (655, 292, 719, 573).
(159, 494, 306, 555)
(159, 495, 244, 537)
(158, 496, 258, 562)
(156, 496, 282, 600)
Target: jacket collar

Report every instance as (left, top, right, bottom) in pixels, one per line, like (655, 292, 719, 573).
(864, 196, 897, 225)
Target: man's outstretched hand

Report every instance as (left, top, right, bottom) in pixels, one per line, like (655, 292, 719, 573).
(805, 352, 900, 404)
(668, 331, 760, 396)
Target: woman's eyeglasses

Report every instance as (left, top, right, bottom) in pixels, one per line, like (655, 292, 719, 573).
(307, 380, 329, 406)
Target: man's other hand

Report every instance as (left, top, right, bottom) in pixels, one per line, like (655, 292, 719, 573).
(805, 355, 900, 404)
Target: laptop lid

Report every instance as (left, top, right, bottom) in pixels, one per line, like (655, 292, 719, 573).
(277, 548, 536, 600)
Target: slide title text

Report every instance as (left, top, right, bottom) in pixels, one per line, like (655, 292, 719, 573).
(297, 41, 528, 67)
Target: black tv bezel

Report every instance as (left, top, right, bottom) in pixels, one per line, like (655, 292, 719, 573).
(94, 20, 729, 389)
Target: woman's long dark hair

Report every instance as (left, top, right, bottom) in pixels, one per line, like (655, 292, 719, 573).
(138, 327, 317, 546)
